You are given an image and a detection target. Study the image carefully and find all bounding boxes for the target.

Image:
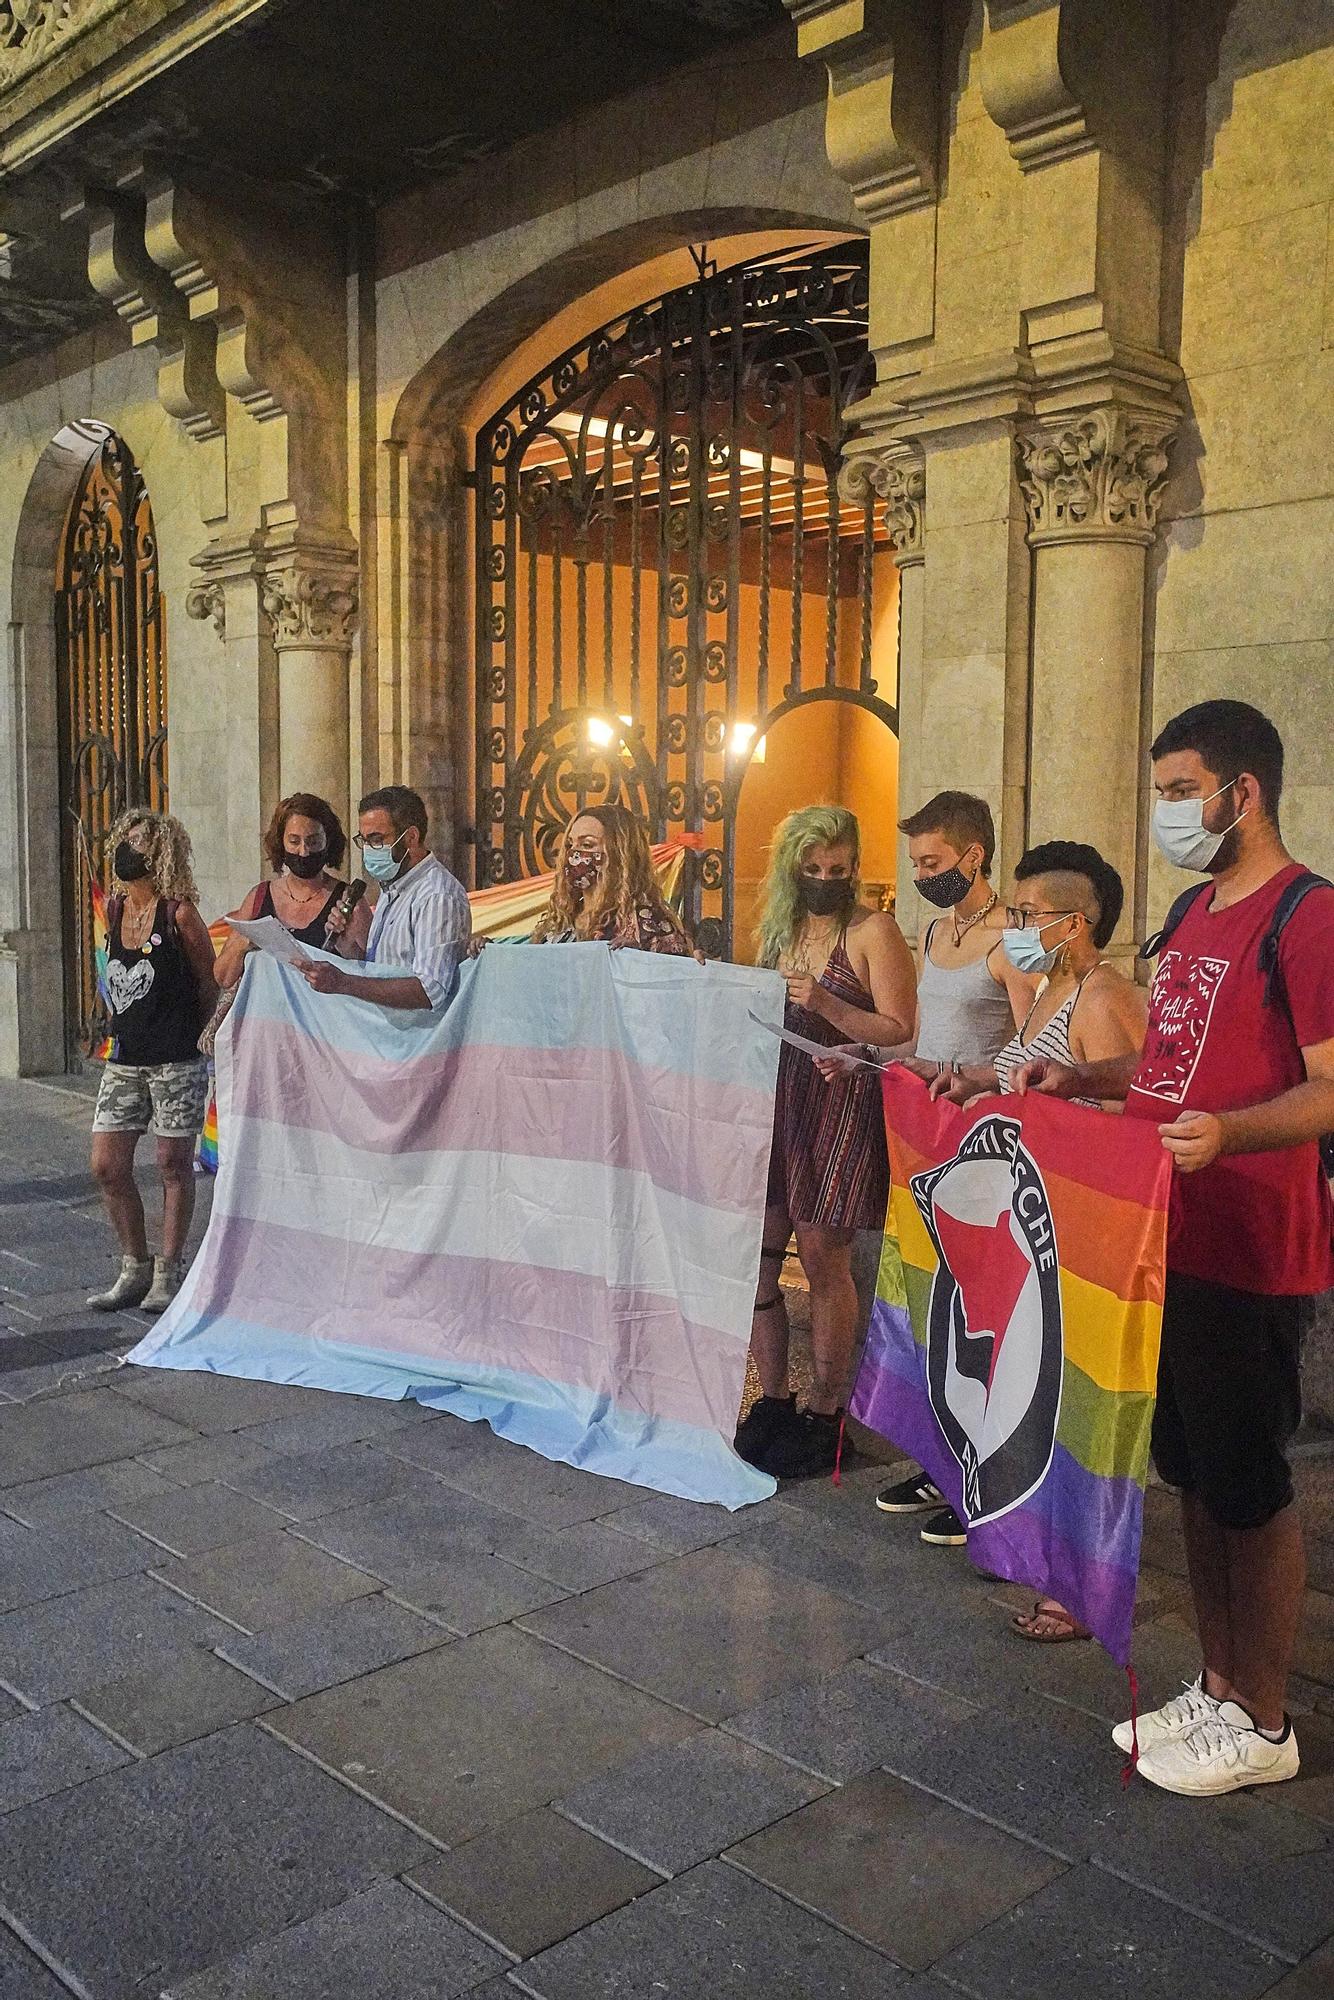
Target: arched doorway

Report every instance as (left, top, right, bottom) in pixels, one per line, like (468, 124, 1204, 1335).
(469, 242, 899, 956)
(55, 423, 168, 1055)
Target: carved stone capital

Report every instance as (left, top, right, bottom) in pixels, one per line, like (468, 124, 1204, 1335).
(1015, 408, 1176, 547)
(839, 444, 926, 565)
(260, 562, 360, 650)
(184, 578, 225, 639)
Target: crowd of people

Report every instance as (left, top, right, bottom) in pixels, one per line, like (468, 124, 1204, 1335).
(84, 698, 1334, 1804)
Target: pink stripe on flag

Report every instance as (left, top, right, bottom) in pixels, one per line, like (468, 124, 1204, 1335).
(230, 1024, 770, 1213)
(191, 1212, 745, 1433)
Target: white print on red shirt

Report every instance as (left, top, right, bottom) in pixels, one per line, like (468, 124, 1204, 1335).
(1132, 948, 1229, 1105)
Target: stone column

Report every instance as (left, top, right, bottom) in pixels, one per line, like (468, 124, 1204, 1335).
(259, 535, 360, 831)
(1016, 402, 1177, 957)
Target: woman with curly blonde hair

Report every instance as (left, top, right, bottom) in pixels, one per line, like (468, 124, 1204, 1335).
(87, 807, 217, 1316)
(736, 802, 915, 1480)
(531, 803, 693, 955)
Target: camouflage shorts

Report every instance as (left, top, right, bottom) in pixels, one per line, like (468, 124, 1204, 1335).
(92, 1059, 210, 1138)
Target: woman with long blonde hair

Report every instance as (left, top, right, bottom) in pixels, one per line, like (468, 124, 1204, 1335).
(86, 807, 217, 1316)
(738, 803, 915, 1480)
(532, 802, 693, 955)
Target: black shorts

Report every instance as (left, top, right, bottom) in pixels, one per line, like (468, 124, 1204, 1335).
(1150, 1271, 1303, 1530)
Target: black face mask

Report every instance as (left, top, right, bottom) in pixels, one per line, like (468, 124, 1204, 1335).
(284, 850, 325, 880)
(798, 877, 854, 919)
(114, 841, 150, 882)
(915, 864, 974, 910)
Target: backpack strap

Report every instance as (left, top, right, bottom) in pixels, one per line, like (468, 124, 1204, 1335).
(1139, 882, 1210, 962)
(1259, 871, 1331, 1009)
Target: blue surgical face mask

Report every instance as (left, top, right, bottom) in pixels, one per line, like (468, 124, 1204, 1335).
(1002, 914, 1075, 976)
(1152, 780, 1246, 873)
(361, 831, 407, 883)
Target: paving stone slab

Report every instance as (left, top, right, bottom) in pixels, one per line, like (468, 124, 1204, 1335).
(111, 1369, 330, 1435)
(0, 1724, 428, 1999)
(933, 1862, 1284, 2000)
(593, 1493, 764, 1555)
(519, 1546, 889, 1723)
(1252, 1939, 1334, 1999)
(0, 1458, 180, 1528)
(0, 1702, 129, 1811)
(136, 1432, 282, 1488)
(865, 1583, 1085, 1706)
(420, 1430, 641, 1528)
(220, 1440, 425, 1522)
(72, 1645, 278, 1754)
(0, 1348, 127, 1402)
(722, 1658, 980, 1783)
(726, 1505, 952, 1615)
(511, 1858, 905, 1999)
(0, 1574, 238, 1704)
(154, 1529, 380, 1632)
(557, 1727, 829, 1875)
(491, 1518, 670, 1592)
(216, 1593, 453, 1700)
(0, 1926, 69, 1999)
(294, 1485, 531, 1584)
(407, 1807, 659, 1960)
(387, 1549, 574, 1635)
(1279, 1709, 1334, 1830)
(268, 1622, 702, 1846)
(238, 1395, 433, 1456)
(0, 1388, 196, 1486)
(160, 1876, 504, 1999)
(727, 1767, 1065, 1969)
(0, 1510, 158, 1613)
(880, 1695, 1334, 1962)
(107, 1481, 290, 1556)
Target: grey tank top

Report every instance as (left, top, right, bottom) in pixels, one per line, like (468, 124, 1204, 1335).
(914, 920, 1016, 1065)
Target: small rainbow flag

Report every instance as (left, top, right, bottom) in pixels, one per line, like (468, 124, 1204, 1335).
(89, 877, 116, 1061)
(850, 1069, 1170, 1665)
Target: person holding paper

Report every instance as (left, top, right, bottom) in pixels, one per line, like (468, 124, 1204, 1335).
(297, 786, 471, 1010)
(736, 804, 915, 1481)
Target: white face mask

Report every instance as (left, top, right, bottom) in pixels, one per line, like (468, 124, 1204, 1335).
(1152, 780, 1246, 873)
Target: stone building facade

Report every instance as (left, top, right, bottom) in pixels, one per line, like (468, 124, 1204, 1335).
(0, 0, 1330, 1073)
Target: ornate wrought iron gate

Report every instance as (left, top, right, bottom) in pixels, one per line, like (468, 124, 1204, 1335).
(471, 244, 897, 955)
(55, 424, 168, 1055)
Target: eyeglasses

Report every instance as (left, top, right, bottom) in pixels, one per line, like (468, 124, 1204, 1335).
(1004, 906, 1078, 930)
(352, 830, 404, 852)
(284, 835, 327, 854)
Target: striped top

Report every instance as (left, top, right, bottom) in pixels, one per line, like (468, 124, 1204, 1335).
(994, 965, 1108, 1107)
(366, 853, 472, 1007)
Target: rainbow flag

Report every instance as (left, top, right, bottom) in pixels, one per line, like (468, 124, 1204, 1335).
(128, 945, 783, 1508)
(88, 877, 115, 1061)
(850, 1070, 1170, 1664)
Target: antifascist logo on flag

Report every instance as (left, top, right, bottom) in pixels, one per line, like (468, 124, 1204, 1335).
(912, 1114, 1063, 1526)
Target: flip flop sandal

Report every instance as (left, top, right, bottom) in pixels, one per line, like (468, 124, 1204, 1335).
(1010, 1597, 1092, 1644)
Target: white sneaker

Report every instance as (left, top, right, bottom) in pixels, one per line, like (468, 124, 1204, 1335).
(1111, 1675, 1218, 1755)
(87, 1256, 153, 1311)
(140, 1256, 185, 1316)
(1136, 1700, 1299, 1797)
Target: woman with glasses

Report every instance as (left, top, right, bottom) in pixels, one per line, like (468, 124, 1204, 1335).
(929, 838, 1147, 1640)
(202, 793, 370, 1052)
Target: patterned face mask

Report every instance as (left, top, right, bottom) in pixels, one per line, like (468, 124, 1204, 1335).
(565, 851, 602, 892)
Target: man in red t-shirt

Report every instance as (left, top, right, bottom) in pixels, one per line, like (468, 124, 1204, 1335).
(1016, 699, 1334, 1798)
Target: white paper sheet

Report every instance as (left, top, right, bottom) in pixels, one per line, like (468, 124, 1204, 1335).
(746, 1009, 891, 1070)
(228, 915, 312, 966)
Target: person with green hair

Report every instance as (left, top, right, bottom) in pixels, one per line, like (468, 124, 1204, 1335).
(737, 803, 915, 1479)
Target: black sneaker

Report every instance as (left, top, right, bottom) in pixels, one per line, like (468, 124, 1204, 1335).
(761, 1408, 841, 1482)
(919, 1505, 967, 1547)
(733, 1393, 796, 1466)
(875, 1470, 943, 1514)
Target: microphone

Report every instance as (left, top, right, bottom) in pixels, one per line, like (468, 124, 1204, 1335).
(323, 876, 366, 952)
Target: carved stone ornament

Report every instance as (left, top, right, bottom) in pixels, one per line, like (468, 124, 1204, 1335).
(1015, 411, 1176, 545)
(184, 578, 225, 639)
(0, 1, 122, 91)
(839, 450, 926, 563)
(261, 565, 360, 649)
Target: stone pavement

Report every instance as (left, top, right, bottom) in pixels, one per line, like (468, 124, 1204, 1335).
(1, 1076, 1333, 2000)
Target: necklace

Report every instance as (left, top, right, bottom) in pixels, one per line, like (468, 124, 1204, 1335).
(951, 891, 997, 948)
(787, 918, 841, 977)
(120, 896, 157, 947)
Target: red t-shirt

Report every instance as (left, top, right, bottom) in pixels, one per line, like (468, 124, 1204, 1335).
(1125, 862, 1334, 1295)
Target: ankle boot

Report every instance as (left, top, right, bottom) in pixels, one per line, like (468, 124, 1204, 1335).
(141, 1256, 185, 1316)
(87, 1256, 153, 1312)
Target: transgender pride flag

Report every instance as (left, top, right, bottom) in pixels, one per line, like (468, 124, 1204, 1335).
(130, 946, 783, 1508)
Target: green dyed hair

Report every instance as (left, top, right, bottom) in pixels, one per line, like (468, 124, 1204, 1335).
(755, 804, 861, 969)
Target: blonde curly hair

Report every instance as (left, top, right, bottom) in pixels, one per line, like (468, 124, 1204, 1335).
(532, 803, 686, 946)
(107, 808, 199, 903)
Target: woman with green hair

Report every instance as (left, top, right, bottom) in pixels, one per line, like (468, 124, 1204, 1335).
(738, 803, 915, 1479)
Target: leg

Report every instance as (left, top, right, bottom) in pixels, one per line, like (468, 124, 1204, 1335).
(1181, 1491, 1235, 1697)
(1222, 1504, 1306, 1731)
(750, 1205, 793, 1398)
(793, 1221, 857, 1415)
(156, 1136, 196, 1260)
(90, 1130, 147, 1258)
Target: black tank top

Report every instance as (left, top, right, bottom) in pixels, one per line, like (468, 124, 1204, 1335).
(106, 897, 202, 1064)
(257, 878, 343, 946)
